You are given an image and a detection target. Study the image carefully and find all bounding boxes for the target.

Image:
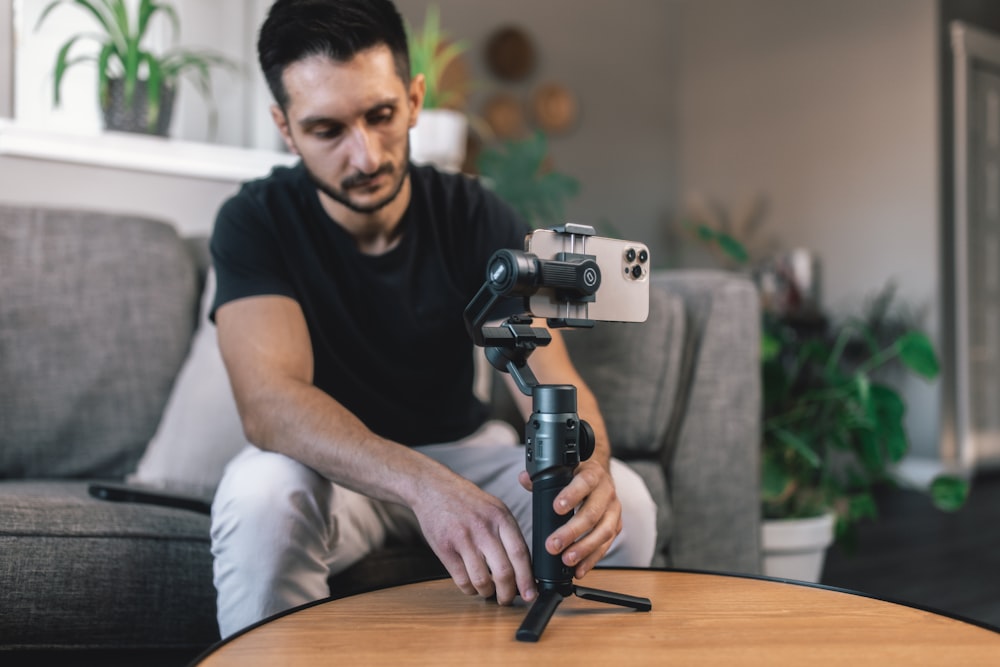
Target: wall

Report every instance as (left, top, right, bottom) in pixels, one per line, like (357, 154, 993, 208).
(0, 153, 240, 235)
(675, 0, 941, 457)
(0, 0, 11, 118)
(0, 122, 294, 235)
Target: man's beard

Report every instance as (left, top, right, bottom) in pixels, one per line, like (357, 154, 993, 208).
(305, 144, 411, 215)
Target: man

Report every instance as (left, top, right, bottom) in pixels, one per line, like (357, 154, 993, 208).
(210, 0, 657, 637)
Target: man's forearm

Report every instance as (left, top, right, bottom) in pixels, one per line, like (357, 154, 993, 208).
(237, 376, 452, 510)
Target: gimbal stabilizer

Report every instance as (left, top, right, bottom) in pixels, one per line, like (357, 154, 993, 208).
(463, 224, 651, 642)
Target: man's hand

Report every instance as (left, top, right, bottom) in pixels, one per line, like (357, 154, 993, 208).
(412, 474, 538, 606)
(519, 458, 622, 579)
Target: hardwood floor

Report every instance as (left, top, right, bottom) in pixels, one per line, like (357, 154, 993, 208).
(821, 470, 1000, 630)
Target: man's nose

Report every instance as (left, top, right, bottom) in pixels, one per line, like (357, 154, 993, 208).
(347, 126, 380, 174)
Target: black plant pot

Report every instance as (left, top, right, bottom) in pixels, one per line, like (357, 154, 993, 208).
(101, 78, 175, 136)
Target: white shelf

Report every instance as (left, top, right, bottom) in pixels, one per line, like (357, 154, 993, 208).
(0, 119, 297, 183)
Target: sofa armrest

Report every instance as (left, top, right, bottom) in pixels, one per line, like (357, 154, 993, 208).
(655, 270, 761, 574)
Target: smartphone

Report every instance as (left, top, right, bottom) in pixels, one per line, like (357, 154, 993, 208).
(88, 482, 211, 514)
(524, 228, 650, 323)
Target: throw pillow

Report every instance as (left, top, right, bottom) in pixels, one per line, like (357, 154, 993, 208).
(127, 269, 247, 499)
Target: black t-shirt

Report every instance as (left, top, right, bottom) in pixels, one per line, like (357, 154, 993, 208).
(210, 162, 530, 446)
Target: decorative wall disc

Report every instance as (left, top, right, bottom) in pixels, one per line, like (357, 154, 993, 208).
(484, 26, 536, 82)
(532, 82, 577, 134)
(482, 92, 527, 140)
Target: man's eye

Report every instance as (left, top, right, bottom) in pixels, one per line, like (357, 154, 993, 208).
(313, 126, 343, 139)
(369, 110, 394, 125)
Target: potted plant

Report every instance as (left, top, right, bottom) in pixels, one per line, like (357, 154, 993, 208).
(37, 0, 235, 136)
(762, 287, 973, 581)
(406, 4, 470, 172)
(690, 224, 968, 582)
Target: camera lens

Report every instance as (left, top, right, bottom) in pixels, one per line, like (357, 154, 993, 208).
(639, 249, 649, 263)
(625, 248, 637, 262)
(631, 265, 643, 279)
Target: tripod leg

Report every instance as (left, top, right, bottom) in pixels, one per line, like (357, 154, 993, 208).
(574, 586, 652, 611)
(515, 589, 565, 642)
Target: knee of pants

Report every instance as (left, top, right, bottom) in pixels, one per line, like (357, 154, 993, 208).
(211, 447, 332, 556)
(603, 459, 658, 568)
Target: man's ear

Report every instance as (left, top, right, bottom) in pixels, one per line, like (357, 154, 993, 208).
(270, 104, 299, 155)
(408, 73, 427, 129)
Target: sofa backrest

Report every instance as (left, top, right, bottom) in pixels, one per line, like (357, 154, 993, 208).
(0, 206, 199, 479)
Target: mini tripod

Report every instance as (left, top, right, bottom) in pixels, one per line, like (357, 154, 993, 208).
(464, 227, 652, 642)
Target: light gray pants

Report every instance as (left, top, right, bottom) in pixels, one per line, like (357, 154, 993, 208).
(211, 420, 657, 637)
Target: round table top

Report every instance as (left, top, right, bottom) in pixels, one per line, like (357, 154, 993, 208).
(196, 569, 1000, 666)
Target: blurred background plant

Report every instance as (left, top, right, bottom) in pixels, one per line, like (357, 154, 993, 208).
(688, 216, 969, 548)
(36, 0, 236, 136)
(406, 4, 470, 110)
(475, 130, 579, 229)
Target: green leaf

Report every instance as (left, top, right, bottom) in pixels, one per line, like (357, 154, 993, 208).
(868, 384, 907, 462)
(716, 232, 749, 264)
(97, 42, 113, 105)
(772, 427, 821, 468)
(761, 331, 781, 363)
(847, 492, 878, 521)
(895, 331, 940, 379)
(761, 457, 791, 502)
(694, 224, 715, 242)
(930, 475, 969, 512)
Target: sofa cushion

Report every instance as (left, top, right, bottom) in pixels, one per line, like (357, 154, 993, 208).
(0, 206, 197, 478)
(128, 269, 248, 499)
(561, 279, 685, 458)
(0, 480, 218, 649)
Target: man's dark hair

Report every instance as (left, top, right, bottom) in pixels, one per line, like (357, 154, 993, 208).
(258, 0, 411, 110)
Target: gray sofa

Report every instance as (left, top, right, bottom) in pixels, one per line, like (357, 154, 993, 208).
(0, 204, 761, 664)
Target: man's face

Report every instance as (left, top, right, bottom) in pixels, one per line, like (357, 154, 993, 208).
(272, 46, 424, 216)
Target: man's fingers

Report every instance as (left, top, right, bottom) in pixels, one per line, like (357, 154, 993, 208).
(438, 549, 478, 597)
(498, 522, 537, 603)
(460, 550, 497, 600)
(546, 473, 616, 555)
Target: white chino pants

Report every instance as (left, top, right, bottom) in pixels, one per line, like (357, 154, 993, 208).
(211, 420, 657, 637)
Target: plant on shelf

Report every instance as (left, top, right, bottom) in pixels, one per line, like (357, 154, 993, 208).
(406, 4, 469, 110)
(405, 5, 472, 172)
(36, 0, 236, 136)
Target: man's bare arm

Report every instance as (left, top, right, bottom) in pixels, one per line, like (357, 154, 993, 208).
(216, 295, 537, 603)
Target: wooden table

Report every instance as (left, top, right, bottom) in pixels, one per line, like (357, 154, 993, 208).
(195, 569, 1000, 666)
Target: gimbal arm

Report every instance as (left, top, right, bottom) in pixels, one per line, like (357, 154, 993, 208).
(463, 232, 602, 396)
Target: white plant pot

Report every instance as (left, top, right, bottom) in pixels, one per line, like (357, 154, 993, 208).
(410, 108, 468, 173)
(761, 512, 836, 583)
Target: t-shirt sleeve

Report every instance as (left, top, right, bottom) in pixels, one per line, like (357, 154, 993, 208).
(209, 188, 297, 321)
